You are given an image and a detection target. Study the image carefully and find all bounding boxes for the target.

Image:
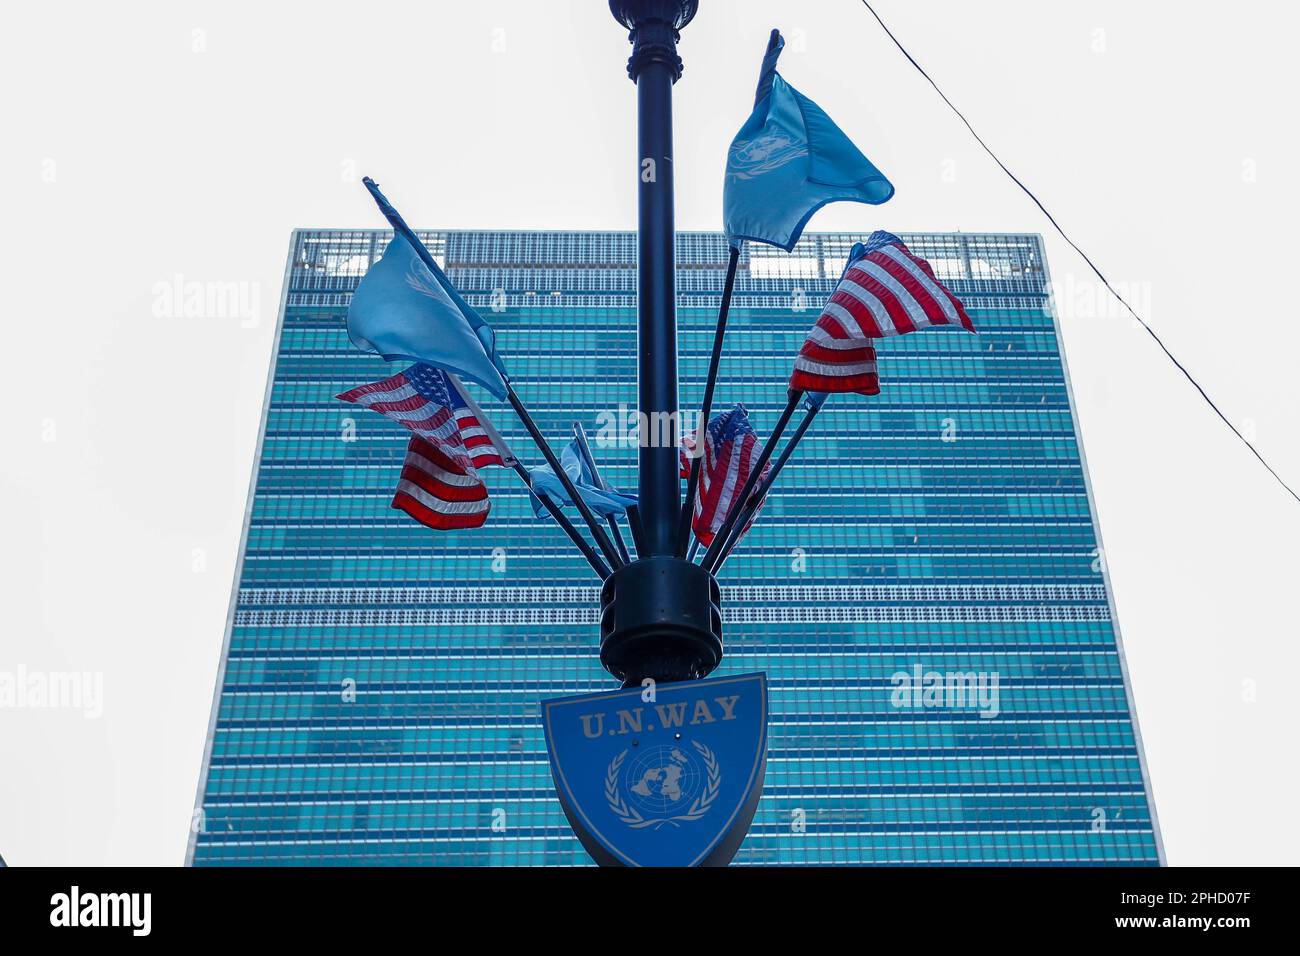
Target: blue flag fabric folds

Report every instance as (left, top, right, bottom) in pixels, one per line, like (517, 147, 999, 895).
(346, 235, 509, 399)
(529, 441, 637, 519)
(723, 30, 894, 252)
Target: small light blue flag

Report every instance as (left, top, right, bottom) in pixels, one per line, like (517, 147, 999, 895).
(346, 234, 509, 399)
(724, 30, 894, 252)
(529, 441, 637, 519)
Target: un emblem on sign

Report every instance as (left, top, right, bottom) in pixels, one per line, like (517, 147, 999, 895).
(543, 673, 767, 867)
(605, 740, 720, 829)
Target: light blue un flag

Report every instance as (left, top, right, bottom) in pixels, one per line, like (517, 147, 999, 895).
(529, 441, 637, 519)
(723, 30, 894, 251)
(346, 234, 509, 399)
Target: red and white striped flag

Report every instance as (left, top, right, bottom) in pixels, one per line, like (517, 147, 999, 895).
(446, 374, 514, 469)
(338, 363, 515, 532)
(337, 363, 482, 462)
(337, 363, 516, 469)
(690, 405, 771, 548)
(791, 231, 974, 395)
(392, 435, 491, 531)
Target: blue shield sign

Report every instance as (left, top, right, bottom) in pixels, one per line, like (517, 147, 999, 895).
(543, 673, 767, 867)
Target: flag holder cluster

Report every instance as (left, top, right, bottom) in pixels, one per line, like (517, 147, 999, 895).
(343, 4, 962, 690)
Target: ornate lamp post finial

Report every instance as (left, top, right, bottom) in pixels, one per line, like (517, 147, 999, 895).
(609, 1, 699, 81)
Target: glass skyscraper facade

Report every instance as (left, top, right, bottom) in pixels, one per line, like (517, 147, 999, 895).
(188, 229, 1162, 866)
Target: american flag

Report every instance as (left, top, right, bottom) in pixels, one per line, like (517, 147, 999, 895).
(687, 405, 771, 547)
(336, 363, 508, 469)
(337, 363, 511, 532)
(791, 230, 974, 395)
(446, 375, 512, 469)
(392, 435, 490, 530)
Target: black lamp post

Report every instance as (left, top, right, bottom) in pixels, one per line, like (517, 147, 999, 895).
(599, 0, 722, 688)
(610, 0, 693, 556)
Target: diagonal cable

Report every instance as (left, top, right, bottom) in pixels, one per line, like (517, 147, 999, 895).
(858, 0, 1300, 505)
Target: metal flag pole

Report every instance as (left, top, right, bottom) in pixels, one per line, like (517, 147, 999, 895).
(676, 27, 785, 557)
(623, 502, 649, 557)
(700, 388, 802, 573)
(712, 398, 823, 573)
(361, 176, 625, 572)
(676, 244, 740, 556)
(572, 422, 634, 563)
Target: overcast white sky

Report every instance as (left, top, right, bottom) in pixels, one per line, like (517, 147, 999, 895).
(1, 0, 1297, 866)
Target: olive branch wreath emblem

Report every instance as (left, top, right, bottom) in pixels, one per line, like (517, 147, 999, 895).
(605, 741, 721, 830)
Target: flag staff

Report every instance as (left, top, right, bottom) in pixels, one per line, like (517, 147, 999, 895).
(711, 397, 823, 573)
(623, 503, 649, 557)
(676, 244, 740, 556)
(572, 422, 633, 562)
(699, 388, 802, 572)
(361, 176, 625, 571)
